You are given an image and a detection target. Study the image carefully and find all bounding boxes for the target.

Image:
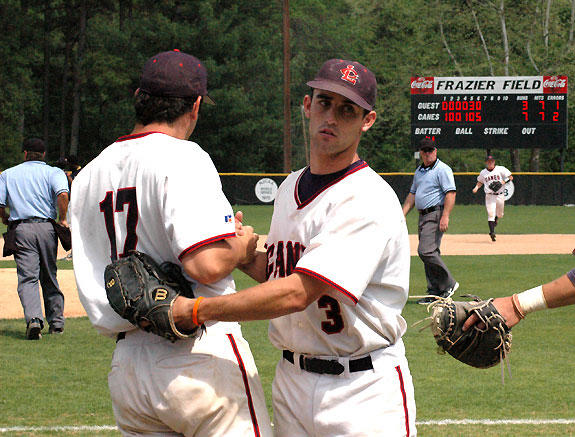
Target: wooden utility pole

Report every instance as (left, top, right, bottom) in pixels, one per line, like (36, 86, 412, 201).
(282, 0, 291, 172)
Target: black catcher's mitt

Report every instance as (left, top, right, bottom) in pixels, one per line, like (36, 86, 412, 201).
(104, 251, 199, 342)
(488, 180, 503, 192)
(429, 296, 511, 368)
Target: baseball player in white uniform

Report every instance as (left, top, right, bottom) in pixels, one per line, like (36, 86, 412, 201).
(70, 50, 272, 436)
(472, 155, 513, 241)
(173, 59, 417, 436)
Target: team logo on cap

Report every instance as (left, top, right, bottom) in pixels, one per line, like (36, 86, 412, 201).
(340, 65, 359, 85)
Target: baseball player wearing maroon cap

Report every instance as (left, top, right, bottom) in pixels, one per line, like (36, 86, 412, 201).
(174, 59, 417, 436)
(472, 155, 513, 241)
(71, 50, 272, 436)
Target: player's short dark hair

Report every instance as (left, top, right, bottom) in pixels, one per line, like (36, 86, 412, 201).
(134, 90, 199, 126)
(24, 151, 45, 162)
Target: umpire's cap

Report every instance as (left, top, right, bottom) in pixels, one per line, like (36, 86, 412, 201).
(22, 138, 45, 153)
(139, 50, 214, 104)
(418, 137, 436, 151)
(306, 59, 377, 111)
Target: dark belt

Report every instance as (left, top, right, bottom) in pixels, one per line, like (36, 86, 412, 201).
(19, 217, 51, 223)
(282, 350, 373, 375)
(418, 205, 442, 215)
(116, 332, 126, 342)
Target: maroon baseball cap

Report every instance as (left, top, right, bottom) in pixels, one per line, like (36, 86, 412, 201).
(486, 155, 495, 161)
(139, 50, 214, 104)
(306, 59, 377, 111)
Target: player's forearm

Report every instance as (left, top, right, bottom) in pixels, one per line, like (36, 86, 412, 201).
(200, 275, 310, 323)
(542, 274, 575, 308)
(509, 273, 575, 322)
(237, 250, 268, 283)
(174, 272, 328, 329)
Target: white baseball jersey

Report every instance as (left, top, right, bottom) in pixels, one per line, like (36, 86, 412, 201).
(266, 162, 410, 357)
(267, 161, 416, 436)
(478, 165, 512, 195)
(70, 131, 272, 437)
(71, 132, 238, 336)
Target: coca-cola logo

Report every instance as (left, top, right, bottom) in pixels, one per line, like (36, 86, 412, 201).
(411, 79, 433, 89)
(543, 77, 566, 88)
(542, 75, 568, 94)
(410, 77, 434, 94)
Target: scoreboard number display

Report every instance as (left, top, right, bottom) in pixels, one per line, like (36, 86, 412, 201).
(411, 76, 568, 149)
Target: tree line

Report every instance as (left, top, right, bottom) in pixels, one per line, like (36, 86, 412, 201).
(1, 0, 574, 173)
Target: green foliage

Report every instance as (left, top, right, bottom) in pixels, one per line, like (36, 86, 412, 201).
(232, 204, 274, 234)
(2, 254, 575, 436)
(1, 0, 575, 173)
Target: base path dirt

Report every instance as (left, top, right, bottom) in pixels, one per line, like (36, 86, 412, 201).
(1, 234, 573, 320)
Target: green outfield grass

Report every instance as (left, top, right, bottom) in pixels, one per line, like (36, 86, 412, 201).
(2, 254, 575, 436)
(1, 204, 574, 435)
(236, 204, 575, 235)
(0, 204, 571, 238)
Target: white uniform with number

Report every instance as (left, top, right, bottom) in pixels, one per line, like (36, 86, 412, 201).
(70, 132, 272, 437)
(478, 165, 512, 221)
(265, 162, 416, 436)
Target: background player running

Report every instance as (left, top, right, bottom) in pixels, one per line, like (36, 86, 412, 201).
(472, 155, 513, 242)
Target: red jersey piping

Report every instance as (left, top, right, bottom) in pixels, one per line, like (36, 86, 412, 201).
(178, 233, 236, 261)
(293, 267, 358, 304)
(116, 131, 166, 142)
(226, 334, 262, 436)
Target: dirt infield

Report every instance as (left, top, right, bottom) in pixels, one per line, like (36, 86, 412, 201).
(1, 234, 573, 320)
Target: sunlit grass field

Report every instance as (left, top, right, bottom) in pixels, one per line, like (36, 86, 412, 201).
(1, 205, 574, 436)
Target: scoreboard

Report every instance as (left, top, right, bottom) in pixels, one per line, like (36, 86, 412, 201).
(410, 76, 568, 149)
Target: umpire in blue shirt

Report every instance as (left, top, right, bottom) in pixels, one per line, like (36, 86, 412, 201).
(0, 138, 70, 339)
(402, 138, 458, 304)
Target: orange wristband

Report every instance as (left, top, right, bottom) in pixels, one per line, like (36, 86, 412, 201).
(192, 296, 205, 326)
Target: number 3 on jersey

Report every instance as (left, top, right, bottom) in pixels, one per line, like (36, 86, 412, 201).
(99, 187, 139, 261)
(318, 295, 344, 334)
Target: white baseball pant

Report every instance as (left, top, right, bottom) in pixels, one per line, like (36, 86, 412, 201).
(485, 193, 505, 221)
(108, 327, 272, 437)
